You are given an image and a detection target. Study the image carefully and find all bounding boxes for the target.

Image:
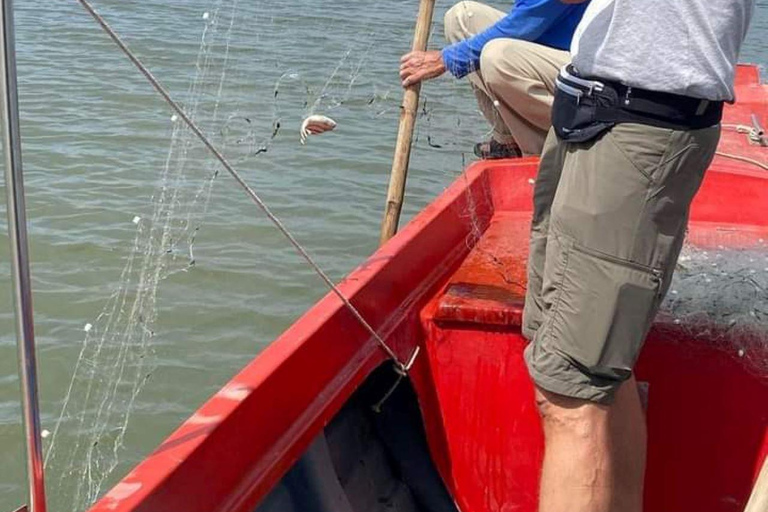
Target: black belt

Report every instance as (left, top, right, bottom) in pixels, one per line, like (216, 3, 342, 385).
(552, 66, 723, 143)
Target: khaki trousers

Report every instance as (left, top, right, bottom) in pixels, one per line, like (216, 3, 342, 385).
(522, 124, 721, 402)
(444, 1, 570, 155)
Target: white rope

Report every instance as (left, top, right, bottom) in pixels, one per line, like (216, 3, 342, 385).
(75, 0, 415, 373)
(715, 151, 768, 171)
(717, 124, 768, 170)
(721, 123, 767, 146)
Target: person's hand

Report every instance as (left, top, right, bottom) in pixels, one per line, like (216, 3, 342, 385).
(399, 50, 447, 88)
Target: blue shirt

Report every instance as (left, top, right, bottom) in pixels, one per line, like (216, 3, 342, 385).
(442, 0, 589, 78)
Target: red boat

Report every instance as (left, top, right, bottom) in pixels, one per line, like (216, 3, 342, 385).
(87, 65, 768, 512)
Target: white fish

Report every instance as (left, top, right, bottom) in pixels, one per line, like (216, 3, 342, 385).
(300, 115, 337, 145)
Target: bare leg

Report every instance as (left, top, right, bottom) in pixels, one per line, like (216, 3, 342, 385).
(536, 376, 647, 512)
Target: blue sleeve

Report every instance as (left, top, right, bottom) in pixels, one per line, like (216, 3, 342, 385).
(442, 0, 575, 79)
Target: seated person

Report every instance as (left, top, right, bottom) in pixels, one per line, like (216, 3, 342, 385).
(400, 0, 589, 158)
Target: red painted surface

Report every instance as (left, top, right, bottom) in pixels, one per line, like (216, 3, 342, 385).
(88, 65, 768, 512)
(434, 212, 530, 327)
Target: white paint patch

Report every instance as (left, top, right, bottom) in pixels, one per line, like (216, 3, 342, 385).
(738, 349, 746, 358)
(202, 11, 210, 20)
(527, 178, 536, 185)
(218, 384, 251, 402)
(493, 100, 500, 108)
(171, 114, 179, 122)
(132, 216, 141, 225)
(104, 482, 142, 510)
(41, 429, 50, 439)
(188, 412, 222, 425)
(84, 323, 93, 333)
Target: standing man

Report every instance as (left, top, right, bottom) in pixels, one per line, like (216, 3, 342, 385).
(522, 1, 755, 511)
(399, 0, 589, 158)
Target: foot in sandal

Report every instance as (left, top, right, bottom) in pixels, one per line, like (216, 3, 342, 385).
(473, 139, 522, 160)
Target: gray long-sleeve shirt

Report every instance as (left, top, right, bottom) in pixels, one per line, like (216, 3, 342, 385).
(571, 0, 756, 101)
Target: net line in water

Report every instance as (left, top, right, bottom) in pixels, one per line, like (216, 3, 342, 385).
(74, 0, 415, 374)
(39, 1, 445, 510)
(31, 0, 497, 509)
(43, 2, 241, 509)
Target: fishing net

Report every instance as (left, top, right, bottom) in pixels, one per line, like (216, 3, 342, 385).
(23, 1, 487, 511)
(43, 3, 240, 508)
(660, 243, 768, 379)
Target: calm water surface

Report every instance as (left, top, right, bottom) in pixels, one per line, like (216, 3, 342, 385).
(0, 0, 766, 509)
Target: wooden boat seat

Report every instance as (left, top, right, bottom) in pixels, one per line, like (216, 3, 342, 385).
(431, 208, 768, 340)
(432, 212, 530, 329)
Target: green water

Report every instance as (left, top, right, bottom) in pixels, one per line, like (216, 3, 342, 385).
(0, 0, 766, 510)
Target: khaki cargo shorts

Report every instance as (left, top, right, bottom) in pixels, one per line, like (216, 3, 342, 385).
(522, 123, 721, 403)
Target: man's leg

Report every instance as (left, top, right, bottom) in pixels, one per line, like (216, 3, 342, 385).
(479, 39, 569, 155)
(523, 123, 721, 512)
(444, 1, 513, 145)
(537, 377, 647, 512)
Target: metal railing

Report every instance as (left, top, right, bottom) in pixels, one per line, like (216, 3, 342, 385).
(1, 0, 48, 511)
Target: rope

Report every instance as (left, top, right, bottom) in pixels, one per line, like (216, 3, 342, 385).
(75, 0, 416, 373)
(721, 123, 767, 146)
(715, 151, 768, 171)
(717, 124, 768, 170)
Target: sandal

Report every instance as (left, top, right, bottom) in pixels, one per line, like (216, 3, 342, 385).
(473, 139, 522, 159)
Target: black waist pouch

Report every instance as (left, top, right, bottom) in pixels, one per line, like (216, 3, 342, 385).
(552, 66, 723, 144)
(551, 77, 617, 143)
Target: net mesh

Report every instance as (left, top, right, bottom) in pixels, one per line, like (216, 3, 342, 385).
(44, 3, 239, 508)
(660, 243, 768, 379)
(37, 1, 485, 511)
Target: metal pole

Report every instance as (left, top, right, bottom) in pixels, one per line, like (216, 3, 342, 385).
(0, 0, 48, 511)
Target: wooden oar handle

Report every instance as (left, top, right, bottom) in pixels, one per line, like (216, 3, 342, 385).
(380, 0, 436, 246)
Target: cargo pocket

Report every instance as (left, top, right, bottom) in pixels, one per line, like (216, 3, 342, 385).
(550, 243, 663, 379)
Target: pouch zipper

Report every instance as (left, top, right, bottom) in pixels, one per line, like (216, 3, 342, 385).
(560, 67, 605, 93)
(555, 78, 584, 103)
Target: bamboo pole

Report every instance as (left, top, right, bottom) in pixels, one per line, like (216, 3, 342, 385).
(379, 0, 436, 245)
(745, 457, 768, 512)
